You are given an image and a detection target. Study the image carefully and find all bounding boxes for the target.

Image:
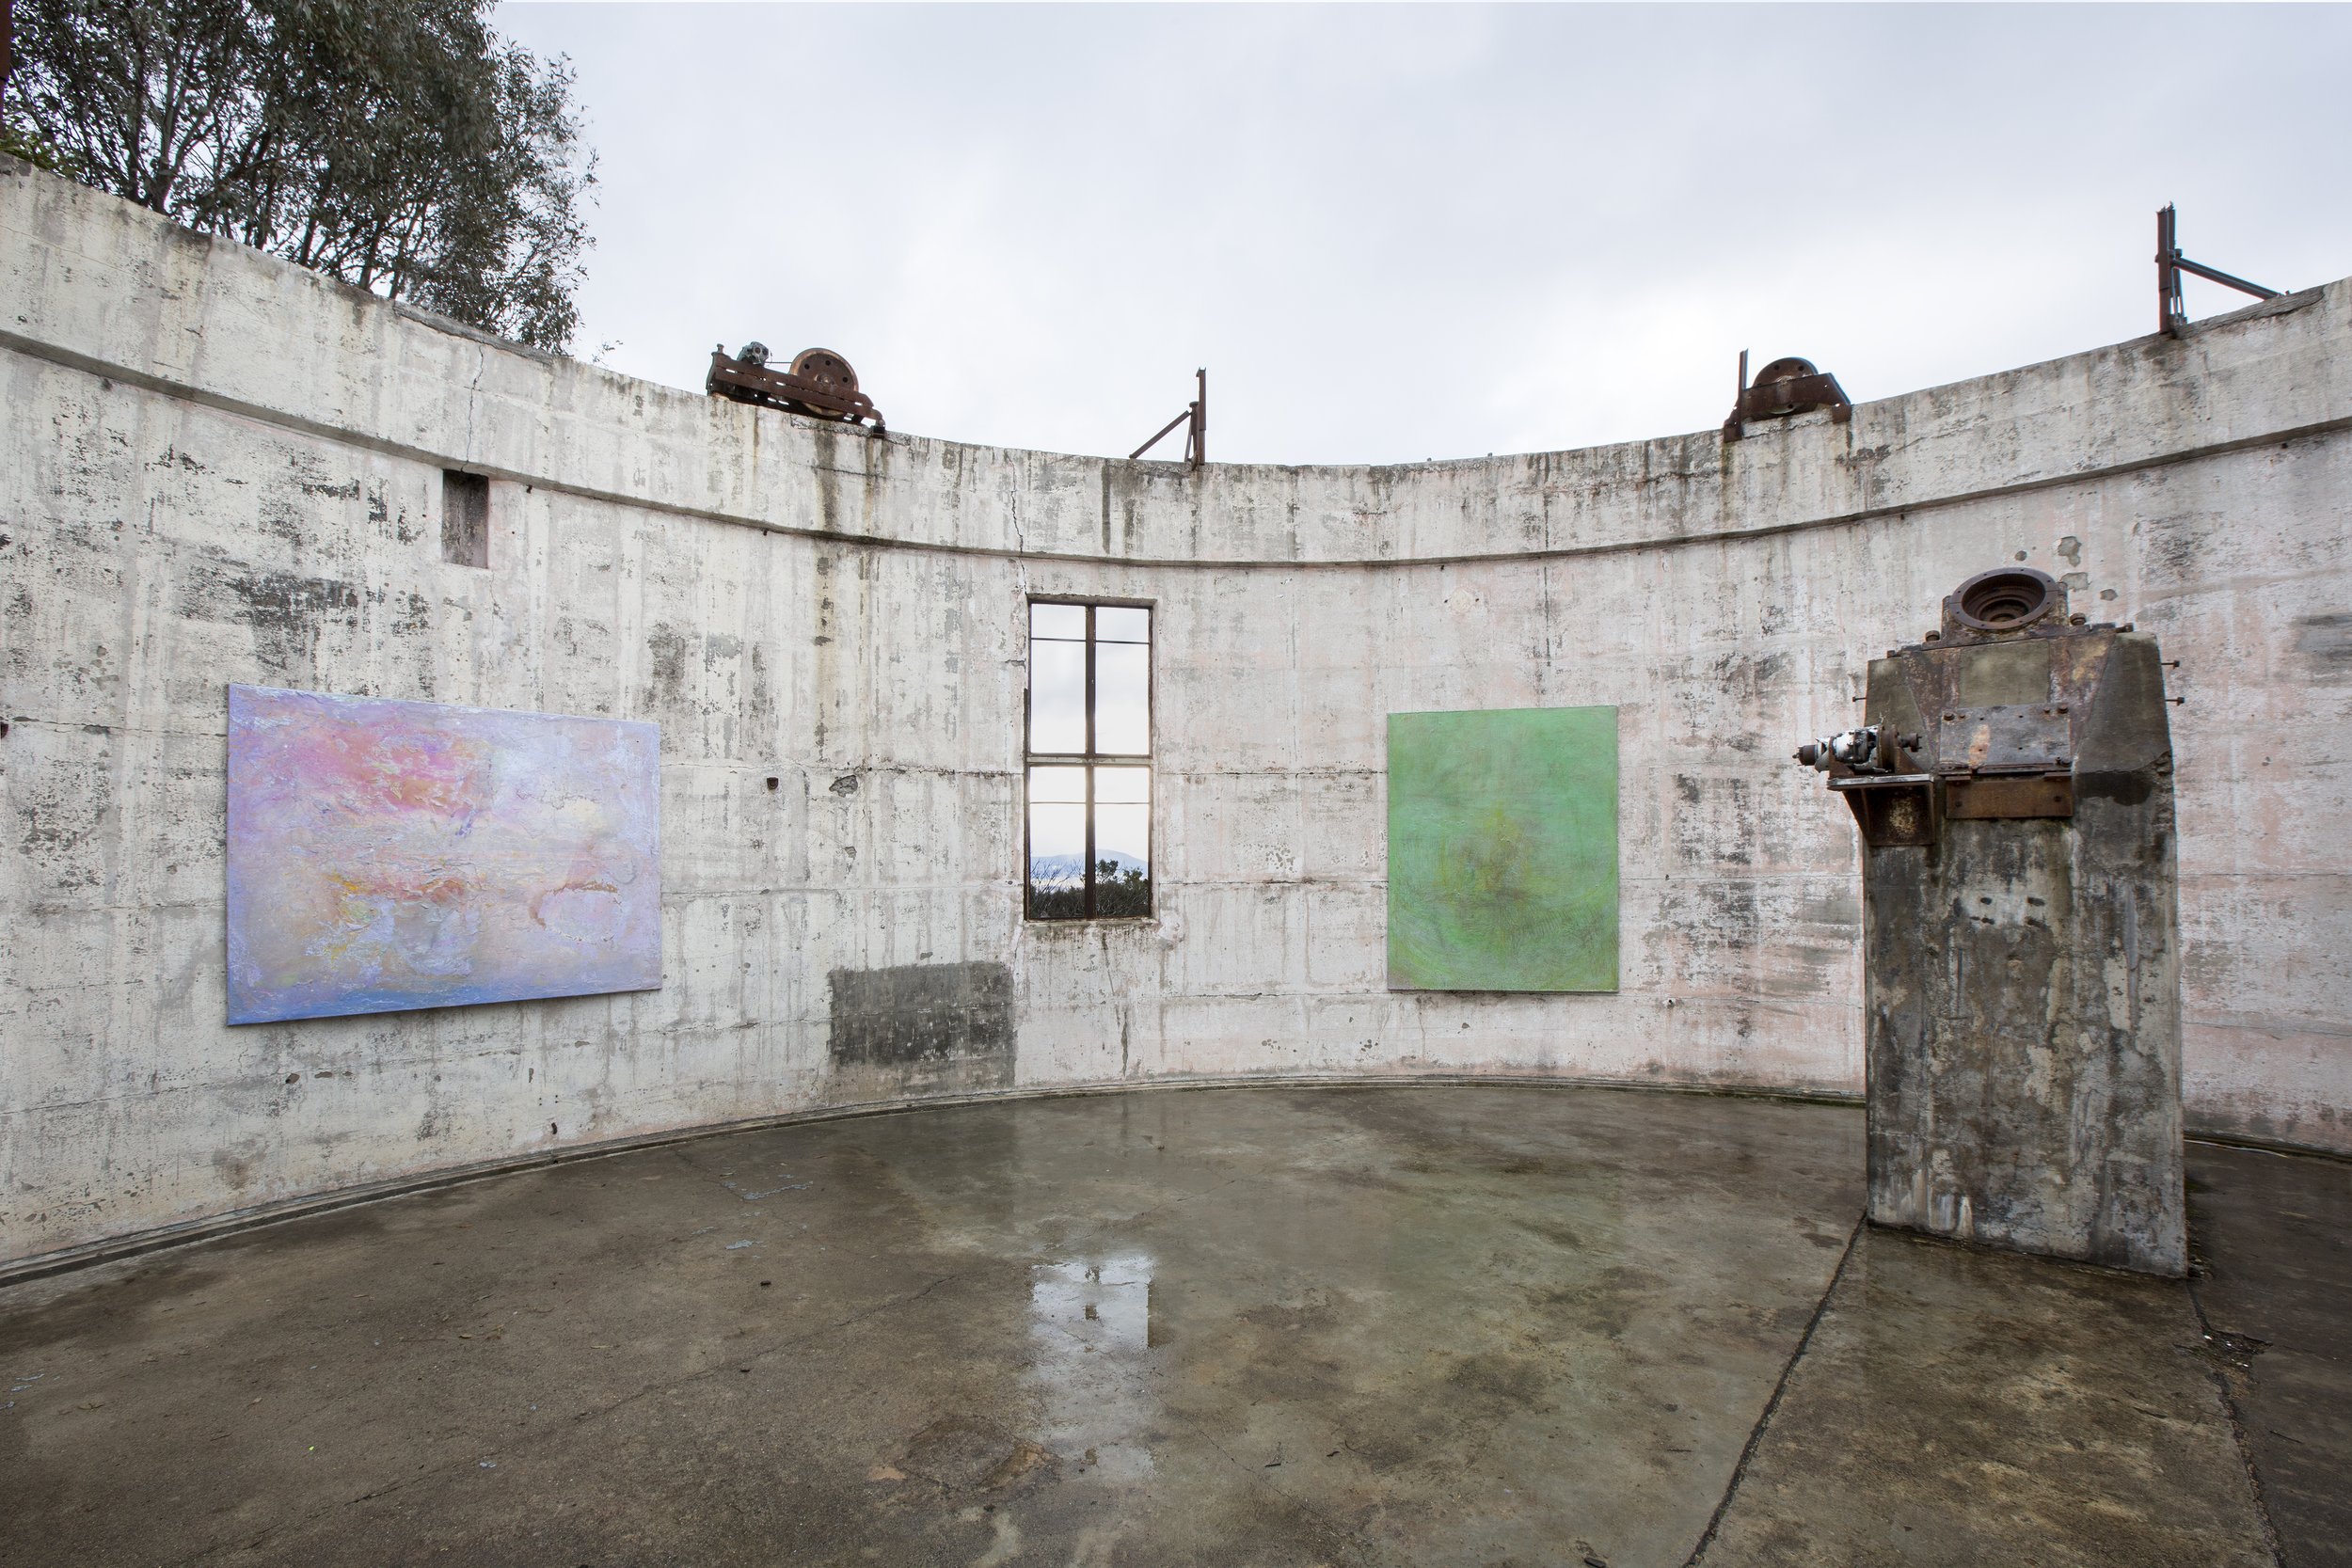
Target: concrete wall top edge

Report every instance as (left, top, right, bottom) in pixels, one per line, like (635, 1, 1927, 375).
(6, 155, 2349, 571)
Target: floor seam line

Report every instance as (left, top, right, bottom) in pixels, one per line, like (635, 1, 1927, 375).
(1678, 1208, 1864, 1568)
(2185, 1271, 2289, 1567)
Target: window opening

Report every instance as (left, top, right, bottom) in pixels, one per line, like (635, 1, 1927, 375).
(1026, 601, 1151, 919)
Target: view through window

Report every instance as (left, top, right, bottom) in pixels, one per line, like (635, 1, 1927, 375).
(1026, 601, 1152, 918)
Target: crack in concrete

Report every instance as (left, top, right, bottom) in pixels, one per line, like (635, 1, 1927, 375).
(461, 345, 485, 467)
(1679, 1209, 1865, 1567)
(2185, 1270, 2290, 1567)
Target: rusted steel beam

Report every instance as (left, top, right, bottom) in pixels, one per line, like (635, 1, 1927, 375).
(1130, 408, 1191, 461)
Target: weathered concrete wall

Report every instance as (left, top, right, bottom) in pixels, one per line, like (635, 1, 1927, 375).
(4, 158, 2348, 1265)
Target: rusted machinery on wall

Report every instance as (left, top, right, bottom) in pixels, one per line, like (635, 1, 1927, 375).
(1723, 351, 1851, 441)
(1798, 567, 2185, 1275)
(707, 342, 885, 433)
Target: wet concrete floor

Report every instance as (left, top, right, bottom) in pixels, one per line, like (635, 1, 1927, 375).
(0, 1085, 2339, 1566)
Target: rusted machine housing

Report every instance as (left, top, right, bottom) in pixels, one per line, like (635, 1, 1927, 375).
(1803, 567, 2185, 1275)
(707, 343, 885, 433)
(1723, 356, 1852, 441)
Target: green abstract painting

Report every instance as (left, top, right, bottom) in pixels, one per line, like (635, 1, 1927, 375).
(1387, 706, 1619, 992)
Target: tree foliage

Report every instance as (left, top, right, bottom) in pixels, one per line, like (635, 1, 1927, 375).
(6, 0, 595, 350)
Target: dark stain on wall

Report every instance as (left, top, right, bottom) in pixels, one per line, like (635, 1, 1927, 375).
(176, 560, 362, 674)
(2295, 612, 2352, 678)
(1670, 773, 1757, 867)
(827, 961, 1016, 1100)
(641, 623, 692, 716)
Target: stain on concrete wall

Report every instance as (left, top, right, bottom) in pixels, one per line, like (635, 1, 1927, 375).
(2294, 612, 2352, 677)
(828, 961, 1017, 1100)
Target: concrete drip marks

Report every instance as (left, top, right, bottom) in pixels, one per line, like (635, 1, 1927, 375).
(0, 1085, 2337, 1568)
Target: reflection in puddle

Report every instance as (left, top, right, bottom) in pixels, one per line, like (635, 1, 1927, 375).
(1028, 1254, 1156, 1483)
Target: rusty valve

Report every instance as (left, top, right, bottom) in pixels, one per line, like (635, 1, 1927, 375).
(1796, 726, 1883, 772)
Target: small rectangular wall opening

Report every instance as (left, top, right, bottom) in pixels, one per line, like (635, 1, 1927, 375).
(441, 471, 490, 568)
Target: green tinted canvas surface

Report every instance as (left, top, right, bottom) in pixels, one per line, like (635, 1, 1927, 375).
(1386, 706, 1619, 992)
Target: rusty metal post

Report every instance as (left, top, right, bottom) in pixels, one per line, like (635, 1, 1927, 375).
(1191, 367, 1206, 469)
(2158, 204, 2185, 337)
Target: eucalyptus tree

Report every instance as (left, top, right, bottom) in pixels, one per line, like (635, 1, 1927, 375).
(5, 0, 596, 350)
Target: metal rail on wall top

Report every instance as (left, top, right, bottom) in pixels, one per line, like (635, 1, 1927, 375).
(1130, 369, 1207, 467)
(2157, 205, 2281, 338)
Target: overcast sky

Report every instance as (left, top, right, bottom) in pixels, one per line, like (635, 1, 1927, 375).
(493, 3, 2352, 467)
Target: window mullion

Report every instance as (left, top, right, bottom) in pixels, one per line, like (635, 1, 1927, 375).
(1084, 605, 1097, 917)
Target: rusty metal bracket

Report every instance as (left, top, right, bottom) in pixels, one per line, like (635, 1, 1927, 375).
(1829, 773, 1940, 848)
(1724, 351, 1851, 442)
(707, 344, 885, 433)
(2157, 205, 2280, 338)
(1131, 369, 1206, 468)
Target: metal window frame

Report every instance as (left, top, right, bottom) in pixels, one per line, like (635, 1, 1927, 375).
(1024, 594, 1156, 922)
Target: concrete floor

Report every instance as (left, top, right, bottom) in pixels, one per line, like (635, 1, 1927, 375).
(0, 1085, 2340, 1567)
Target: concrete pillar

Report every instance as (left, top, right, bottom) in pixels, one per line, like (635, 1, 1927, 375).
(1803, 568, 2185, 1275)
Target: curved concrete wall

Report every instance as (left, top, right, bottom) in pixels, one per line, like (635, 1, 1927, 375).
(5, 158, 2349, 1268)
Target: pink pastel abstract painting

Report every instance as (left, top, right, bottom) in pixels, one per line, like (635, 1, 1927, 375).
(226, 685, 661, 1023)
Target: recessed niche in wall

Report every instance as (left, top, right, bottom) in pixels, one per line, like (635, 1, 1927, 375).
(1386, 705, 1619, 992)
(442, 470, 489, 567)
